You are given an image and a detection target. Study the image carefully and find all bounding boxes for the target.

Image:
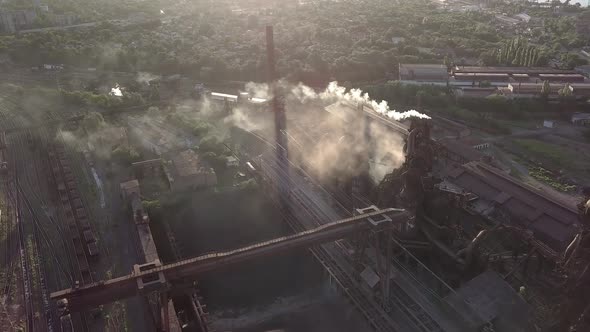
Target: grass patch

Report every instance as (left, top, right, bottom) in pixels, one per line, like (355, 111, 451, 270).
(435, 106, 512, 135)
(513, 138, 572, 167)
(528, 166, 577, 192)
(508, 164, 525, 180)
(496, 119, 537, 130)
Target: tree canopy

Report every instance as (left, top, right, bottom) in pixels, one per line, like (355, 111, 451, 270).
(0, 0, 588, 85)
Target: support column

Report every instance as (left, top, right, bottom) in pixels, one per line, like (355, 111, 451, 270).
(383, 226, 393, 305)
(159, 292, 169, 332)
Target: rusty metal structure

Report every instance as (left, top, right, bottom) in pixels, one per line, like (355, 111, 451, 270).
(557, 190, 590, 331)
(43, 142, 96, 332)
(368, 112, 590, 331)
(375, 118, 433, 210)
(51, 208, 408, 310)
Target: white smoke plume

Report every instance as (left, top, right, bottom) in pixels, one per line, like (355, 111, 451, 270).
(136, 72, 161, 85)
(243, 82, 272, 100)
(224, 107, 266, 132)
(368, 122, 405, 181)
(320, 82, 430, 120)
(110, 84, 123, 97)
(285, 81, 430, 120)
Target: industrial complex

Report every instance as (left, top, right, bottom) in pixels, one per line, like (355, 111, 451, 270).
(0, 15, 590, 332)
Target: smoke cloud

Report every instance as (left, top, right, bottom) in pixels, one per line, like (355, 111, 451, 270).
(110, 84, 123, 97)
(57, 80, 418, 185)
(136, 72, 161, 85)
(221, 81, 419, 183)
(319, 82, 430, 121)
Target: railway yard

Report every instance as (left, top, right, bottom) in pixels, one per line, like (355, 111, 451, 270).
(0, 71, 148, 332)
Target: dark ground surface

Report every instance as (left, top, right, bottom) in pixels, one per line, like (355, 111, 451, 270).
(230, 294, 373, 332)
(166, 188, 371, 331)
(168, 189, 325, 310)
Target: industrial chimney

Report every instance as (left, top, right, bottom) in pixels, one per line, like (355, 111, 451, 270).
(266, 26, 290, 195)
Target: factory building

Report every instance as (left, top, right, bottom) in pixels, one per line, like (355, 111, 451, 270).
(0, 9, 36, 33)
(398, 64, 586, 89)
(576, 11, 590, 38)
(399, 63, 449, 84)
(164, 149, 217, 192)
(441, 161, 579, 250)
(572, 112, 590, 126)
(453, 66, 579, 76)
(0, 6, 79, 33)
(504, 82, 590, 99)
(210, 92, 239, 103)
(452, 66, 585, 85)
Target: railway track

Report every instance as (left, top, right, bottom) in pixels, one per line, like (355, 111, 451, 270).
(1, 183, 17, 303)
(16, 181, 54, 332)
(4, 177, 45, 332)
(0, 183, 28, 331)
(257, 148, 463, 332)
(257, 156, 404, 332)
(6, 131, 63, 332)
(0, 90, 22, 131)
(269, 185, 399, 332)
(5, 130, 94, 332)
(48, 139, 107, 332)
(11, 131, 74, 286)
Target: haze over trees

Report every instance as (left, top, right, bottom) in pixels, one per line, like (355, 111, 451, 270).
(0, 0, 588, 85)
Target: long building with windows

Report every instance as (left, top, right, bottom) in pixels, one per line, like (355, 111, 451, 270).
(0, 9, 37, 33)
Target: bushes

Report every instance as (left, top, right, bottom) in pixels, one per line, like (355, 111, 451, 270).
(529, 167, 576, 192)
(238, 179, 259, 191)
(111, 145, 141, 165)
(441, 106, 512, 135)
(60, 90, 145, 109)
(199, 136, 229, 155)
(166, 113, 212, 137)
(142, 200, 162, 214)
(81, 112, 105, 132)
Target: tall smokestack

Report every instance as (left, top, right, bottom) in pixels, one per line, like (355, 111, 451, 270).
(266, 26, 276, 83)
(266, 26, 289, 194)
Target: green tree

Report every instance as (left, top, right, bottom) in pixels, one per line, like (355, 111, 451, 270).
(199, 136, 227, 155)
(558, 83, 573, 98)
(142, 200, 162, 215)
(111, 145, 141, 165)
(443, 55, 451, 70)
(239, 178, 259, 191)
(81, 112, 105, 133)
